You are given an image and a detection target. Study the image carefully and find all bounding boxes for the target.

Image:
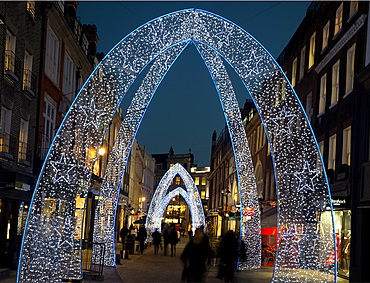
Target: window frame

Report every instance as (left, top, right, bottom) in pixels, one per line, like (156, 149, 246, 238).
(291, 57, 297, 87)
(319, 73, 327, 115)
(45, 24, 60, 85)
(309, 32, 316, 69)
(334, 3, 343, 37)
(328, 134, 337, 170)
(322, 21, 330, 51)
(331, 60, 340, 107)
(299, 46, 306, 80)
(345, 44, 356, 95)
(342, 126, 351, 165)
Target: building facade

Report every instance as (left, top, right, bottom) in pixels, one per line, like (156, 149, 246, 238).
(277, 1, 369, 280)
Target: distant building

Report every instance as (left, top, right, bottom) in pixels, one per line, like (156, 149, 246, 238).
(190, 165, 210, 214)
(140, 145, 155, 215)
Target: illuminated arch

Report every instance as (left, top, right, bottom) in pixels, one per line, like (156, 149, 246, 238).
(146, 163, 205, 242)
(18, 9, 336, 283)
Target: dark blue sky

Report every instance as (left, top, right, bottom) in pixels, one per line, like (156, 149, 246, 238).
(77, 1, 310, 166)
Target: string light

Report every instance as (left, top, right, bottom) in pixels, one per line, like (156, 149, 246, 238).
(18, 9, 335, 282)
(146, 163, 205, 242)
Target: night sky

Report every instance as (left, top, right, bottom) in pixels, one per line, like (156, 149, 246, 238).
(77, 1, 310, 166)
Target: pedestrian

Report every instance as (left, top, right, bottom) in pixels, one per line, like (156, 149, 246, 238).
(152, 228, 161, 255)
(129, 223, 134, 235)
(137, 224, 147, 255)
(162, 224, 171, 256)
(181, 227, 212, 282)
(170, 226, 179, 256)
(120, 225, 129, 248)
(187, 229, 193, 238)
(219, 230, 239, 282)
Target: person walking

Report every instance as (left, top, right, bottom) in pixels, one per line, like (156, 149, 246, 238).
(162, 224, 171, 256)
(219, 230, 239, 282)
(170, 226, 179, 256)
(137, 224, 147, 255)
(181, 227, 212, 282)
(120, 225, 129, 249)
(152, 228, 161, 255)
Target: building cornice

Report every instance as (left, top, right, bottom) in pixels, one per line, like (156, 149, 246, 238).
(315, 14, 367, 74)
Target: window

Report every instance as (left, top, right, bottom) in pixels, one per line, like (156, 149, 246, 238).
(306, 92, 313, 123)
(0, 106, 12, 153)
(62, 51, 76, 102)
(349, 1, 358, 19)
(291, 57, 297, 87)
(331, 60, 340, 106)
(322, 21, 330, 50)
(309, 32, 316, 69)
(195, 177, 199, 185)
(328, 134, 337, 170)
(5, 30, 16, 73)
(342, 126, 351, 165)
(41, 94, 56, 159)
(201, 177, 206, 186)
(299, 46, 306, 80)
(319, 74, 327, 114)
(201, 191, 206, 199)
(45, 24, 60, 85)
(346, 44, 356, 94)
(27, 1, 36, 19)
(334, 3, 343, 36)
(23, 51, 33, 91)
(175, 176, 180, 185)
(18, 119, 29, 162)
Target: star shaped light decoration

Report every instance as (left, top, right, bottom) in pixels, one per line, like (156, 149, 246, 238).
(294, 161, 320, 193)
(270, 106, 296, 137)
(80, 94, 107, 132)
(279, 227, 307, 262)
(50, 152, 76, 184)
(242, 49, 263, 78)
(214, 22, 233, 49)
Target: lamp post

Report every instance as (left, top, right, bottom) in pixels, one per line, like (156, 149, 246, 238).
(98, 147, 106, 178)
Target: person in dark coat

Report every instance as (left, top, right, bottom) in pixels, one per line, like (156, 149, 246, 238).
(181, 227, 212, 282)
(152, 228, 161, 255)
(137, 224, 147, 254)
(120, 225, 129, 248)
(219, 230, 239, 282)
(169, 226, 179, 256)
(162, 224, 171, 256)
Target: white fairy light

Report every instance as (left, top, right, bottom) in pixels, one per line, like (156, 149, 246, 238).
(18, 9, 335, 283)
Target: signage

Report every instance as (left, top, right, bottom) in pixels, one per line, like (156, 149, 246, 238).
(331, 197, 349, 207)
(15, 182, 30, 191)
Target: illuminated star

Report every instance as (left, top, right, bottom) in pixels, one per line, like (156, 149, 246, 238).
(279, 227, 307, 257)
(214, 22, 233, 49)
(294, 161, 320, 192)
(243, 49, 263, 78)
(50, 152, 76, 184)
(80, 95, 106, 131)
(270, 106, 296, 137)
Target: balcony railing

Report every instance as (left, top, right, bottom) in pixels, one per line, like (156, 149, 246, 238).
(0, 132, 10, 153)
(5, 50, 21, 81)
(23, 69, 37, 96)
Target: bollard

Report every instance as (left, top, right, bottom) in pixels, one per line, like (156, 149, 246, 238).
(124, 250, 130, 259)
(116, 253, 121, 265)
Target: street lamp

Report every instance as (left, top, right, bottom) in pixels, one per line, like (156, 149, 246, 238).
(98, 147, 106, 178)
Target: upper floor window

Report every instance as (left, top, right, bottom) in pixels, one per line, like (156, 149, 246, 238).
(291, 57, 297, 87)
(27, 1, 36, 19)
(5, 30, 16, 74)
(342, 126, 351, 165)
(309, 32, 316, 69)
(62, 51, 76, 102)
(195, 177, 200, 185)
(201, 191, 206, 199)
(18, 119, 29, 162)
(328, 134, 337, 170)
(306, 92, 313, 123)
(334, 3, 343, 36)
(349, 1, 359, 19)
(41, 94, 56, 159)
(299, 46, 306, 80)
(23, 51, 33, 91)
(201, 177, 206, 186)
(45, 24, 60, 85)
(322, 21, 330, 50)
(331, 60, 340, 106)
(0, 106, 12, 153)
(319, 73, 327, 115)
(176, 176, 181, 185)
(345, 44, 356, 94)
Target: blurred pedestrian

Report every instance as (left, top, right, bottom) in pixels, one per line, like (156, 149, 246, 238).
(181, 227, 212, 282)
(162, 224, 171, 256)
(219, 230, 239, 282)
(152, 228, 161, 255)
(120, 224, 129, 248)
(170, 226, 179, 256)
(138, 224, 147, 255)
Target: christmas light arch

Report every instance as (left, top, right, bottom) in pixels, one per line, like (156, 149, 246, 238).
(145, 163, 206, 243)
(18, 9, 336, 283)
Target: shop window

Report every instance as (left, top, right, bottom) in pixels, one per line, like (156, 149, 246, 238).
(349, 1, 358, 19)
(328, 134, 337, 170)
(345, 44, 356, 94)
(342, 126, 351, 165)
(319, 73, 327, 115)
(334, 3, 343, 36)
(322, 21, 330, 50)
(309, 32, 316, 69)
(331, 60, 340, 106)
(299, 46, 306, 80)
(291, 57, 297, 87)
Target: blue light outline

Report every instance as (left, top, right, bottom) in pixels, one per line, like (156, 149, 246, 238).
(18, 8, 336, 281)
